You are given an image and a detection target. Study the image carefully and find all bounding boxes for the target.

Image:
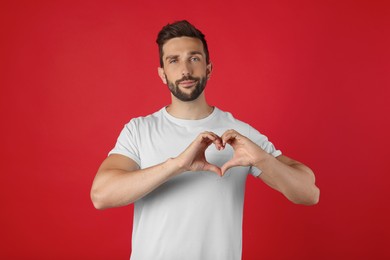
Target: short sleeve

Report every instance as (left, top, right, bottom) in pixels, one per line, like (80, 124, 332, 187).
(108, 119, 141, 167)
(247, 125, 282, 177)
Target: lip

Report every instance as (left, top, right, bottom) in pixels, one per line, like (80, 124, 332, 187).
(179, 80, 197, 87)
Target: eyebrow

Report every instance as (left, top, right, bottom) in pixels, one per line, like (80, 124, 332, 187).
(165, 51, 204, 61)
(165, 55, 179, 61)
(188, 51, 204, 56)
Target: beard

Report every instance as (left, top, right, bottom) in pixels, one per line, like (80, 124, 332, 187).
(166, 75, 207, 102)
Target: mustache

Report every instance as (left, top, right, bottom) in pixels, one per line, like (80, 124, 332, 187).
(175, 76, 200, 85)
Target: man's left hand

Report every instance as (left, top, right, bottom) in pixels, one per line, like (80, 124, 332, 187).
(220, 129, 268, 176)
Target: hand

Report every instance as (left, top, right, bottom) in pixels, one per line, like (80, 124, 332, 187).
(176, 131, 224, 176)
(221, 129, 268, 176)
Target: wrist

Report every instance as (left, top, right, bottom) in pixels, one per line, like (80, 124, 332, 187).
(252, 151, 274, 169)
(165, 157, 187, 177)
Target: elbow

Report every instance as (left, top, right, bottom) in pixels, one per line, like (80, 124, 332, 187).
(90, 187, 109, 210)
(304, 186, 320, 205)
(90, 184, 135, 210)
(293, 185, 320, 206)
(312, 186, 320, 205)
(296, 168, 320, 205)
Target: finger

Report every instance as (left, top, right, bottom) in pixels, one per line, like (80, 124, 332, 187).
(221, 130, 238, 146)
(200, 132, 223, 150)
(199, 132, 217, 145)
(199, 131, 218, 141)
(221, 129, 237, 139)
(212, 136, 223, 150)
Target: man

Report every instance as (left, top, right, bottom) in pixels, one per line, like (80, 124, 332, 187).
(91, 20, 319, 260)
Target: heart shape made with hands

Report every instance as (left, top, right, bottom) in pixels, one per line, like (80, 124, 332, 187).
(208, 143, 237, 177)
(185, 130, 261, 177)
(214, 143, 247, 177)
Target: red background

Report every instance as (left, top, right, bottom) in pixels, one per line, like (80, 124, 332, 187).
(1, 0, 389, 259)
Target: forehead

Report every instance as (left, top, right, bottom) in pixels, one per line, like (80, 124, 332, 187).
(162, 36, 205, 57)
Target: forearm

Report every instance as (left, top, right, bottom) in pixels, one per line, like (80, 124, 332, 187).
(91, 132, 224, 210)
(91, 158, 182, 210)
(256, 154, 319, 205)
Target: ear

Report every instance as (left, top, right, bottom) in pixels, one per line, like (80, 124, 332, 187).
(206, 62, 213, 80)
(157, 67, 167, 84)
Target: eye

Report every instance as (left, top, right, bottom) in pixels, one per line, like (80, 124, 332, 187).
(169, 59, 177, 64)
(190, 56, 200, 62)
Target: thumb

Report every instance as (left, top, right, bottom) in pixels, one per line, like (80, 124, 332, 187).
(221, 159, 238, 176)
(204, 163, 222, 177)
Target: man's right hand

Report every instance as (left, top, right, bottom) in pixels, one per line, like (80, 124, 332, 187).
(92, 132, 224, 209)
(175, 131, 224, 176)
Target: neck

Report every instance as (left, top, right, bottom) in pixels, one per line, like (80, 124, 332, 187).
(166, 93, 213, 120)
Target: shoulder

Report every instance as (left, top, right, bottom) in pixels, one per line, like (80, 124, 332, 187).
(215, 107, 251, 131)
(124, 108, 164, 129)
(215, 107, 270, 142)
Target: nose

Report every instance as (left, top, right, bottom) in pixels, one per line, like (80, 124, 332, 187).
(181, 62, 192, 77)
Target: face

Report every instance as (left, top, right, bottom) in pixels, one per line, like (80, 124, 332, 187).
(158, 37, 212, 102)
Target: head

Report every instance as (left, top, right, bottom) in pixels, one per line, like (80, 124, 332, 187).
(156, 20, 210, 68)
(156, 20, 212, 102)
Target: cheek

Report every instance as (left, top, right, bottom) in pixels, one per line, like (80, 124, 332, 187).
(162, 68, 174, 79)
(163, 72, 174, 84)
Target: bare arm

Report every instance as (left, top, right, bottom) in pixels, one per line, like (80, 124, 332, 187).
(221, 130, 319, 205)
(91, 132, 223, 210)
(90, 154, 181, 209)
(256, 154, 319, 205)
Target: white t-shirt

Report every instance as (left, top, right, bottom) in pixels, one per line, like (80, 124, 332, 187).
(109, 107, 281, 260)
